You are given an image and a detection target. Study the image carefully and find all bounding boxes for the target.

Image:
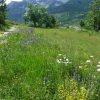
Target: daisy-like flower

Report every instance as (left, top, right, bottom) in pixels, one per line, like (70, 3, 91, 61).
(97, 68, 100, 72)
(59, 59, 62, 61)
(56, 59, 61, 64)
(66, 59, 69, 62)
(90, 56, 94, 58)
(86, 60, 91, 63)
(97, 65, 100, 67)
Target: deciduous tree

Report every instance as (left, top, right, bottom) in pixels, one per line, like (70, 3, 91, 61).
(86, 0, 100, 31)
(24, 3, 57, 28)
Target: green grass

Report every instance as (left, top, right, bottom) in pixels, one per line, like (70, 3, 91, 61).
(36, 28, 100, 59)
(0, 31, 3, 34)
(0, 27, 100, 100)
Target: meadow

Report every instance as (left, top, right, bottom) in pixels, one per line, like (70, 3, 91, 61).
(0, 26, 100, 100)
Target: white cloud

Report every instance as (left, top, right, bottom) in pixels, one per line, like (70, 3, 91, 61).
(6, 0, 22, 4)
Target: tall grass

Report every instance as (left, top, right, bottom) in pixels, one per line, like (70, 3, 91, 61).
(0, 27, 100, 99)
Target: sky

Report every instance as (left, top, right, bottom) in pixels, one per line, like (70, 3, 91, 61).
(6, 0, 22, 4)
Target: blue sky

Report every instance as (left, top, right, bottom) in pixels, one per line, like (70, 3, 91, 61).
(6, 0, 22, 4)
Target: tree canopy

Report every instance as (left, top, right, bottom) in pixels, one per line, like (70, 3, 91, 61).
(24, 3, 57, 28)
(86, 0, 100, 31)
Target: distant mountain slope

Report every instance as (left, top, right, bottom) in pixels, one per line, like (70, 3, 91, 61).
(7, 0, 69, 21)
(49, 0, 92, 25)
(23, 0, 69, 5)
(7, 1, 27, 21)
(7, 0, 92, 25)
(48, 0, 91, 13)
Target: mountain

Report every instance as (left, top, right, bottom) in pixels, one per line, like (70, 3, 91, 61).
(23, 0, 69, 6)
(48, 0, 92, 25)
(7, 1, 27, 21)
(7, 0, 69, 21)
(7, 0, 92, 25)
(49, 0, 91, 13)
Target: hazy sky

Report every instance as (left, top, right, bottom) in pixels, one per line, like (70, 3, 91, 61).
(6, 0, 22, 4)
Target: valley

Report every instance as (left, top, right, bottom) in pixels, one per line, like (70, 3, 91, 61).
(0, 0, 100, 99)
(7, 0, 91, 25)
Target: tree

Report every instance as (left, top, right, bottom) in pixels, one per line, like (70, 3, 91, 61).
(80, 20, 85, 30)
(0, 0, 6, 26)
(24, 3, 57, 28)
(43, 15, 56, 28)
(86, 0, 100, 31)
(80, 20, 85, 27)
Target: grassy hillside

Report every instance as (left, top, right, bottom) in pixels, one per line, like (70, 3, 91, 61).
(0, 27, 100, 99)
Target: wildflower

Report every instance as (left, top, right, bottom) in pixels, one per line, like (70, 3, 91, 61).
(56, 59, 61, 64)
(97, 68, 100, 72)
(66, 59, 69, 62)
(58, 54, 62, 56)
(59, 59, 62, 61)
(98, 61, 100, 64)
(90, 56, 94, 58)
(0, 40, 7, 44)
(86, 60, 91, 63)
(97, 65, 100, 67)
(79, 66, 82, 69)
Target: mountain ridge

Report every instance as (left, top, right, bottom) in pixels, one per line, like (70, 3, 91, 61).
(7, 0, 92, 25)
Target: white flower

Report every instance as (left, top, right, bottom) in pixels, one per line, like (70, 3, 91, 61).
(98, 61, 100, 64)
(66, 59, 69, 62)
(97, 68, 100, 72)
(97, 65, 100, 67)
(79, 66, 82, 69)
(86, 60, 91, 63)
(58, 54, 62, 56)
(90, 56, 94, 58)
(59, 59, 62, 61)
(56, 59, 61, 64)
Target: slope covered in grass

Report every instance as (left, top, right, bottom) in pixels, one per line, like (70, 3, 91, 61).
(0, 27, 100, 99)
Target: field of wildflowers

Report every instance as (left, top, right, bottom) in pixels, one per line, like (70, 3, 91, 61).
(0, 27, 100, 99)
